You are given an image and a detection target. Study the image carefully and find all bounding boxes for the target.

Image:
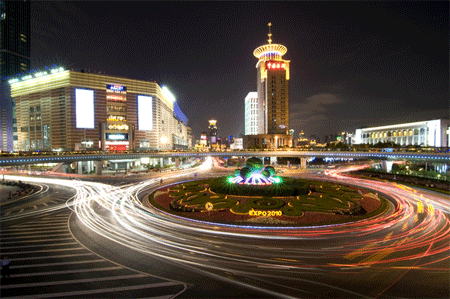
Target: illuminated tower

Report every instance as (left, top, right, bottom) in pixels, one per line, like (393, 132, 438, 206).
(253, 23, 290, 135)
(208, 119, 217, 144)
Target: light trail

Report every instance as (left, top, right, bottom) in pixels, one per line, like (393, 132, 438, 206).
(3, 160, 449, 298)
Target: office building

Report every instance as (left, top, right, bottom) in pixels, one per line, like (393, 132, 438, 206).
(353, 119, 449, 147)
(0, 0, 30, 80)
(244, 91, 261, 135)
(9, 68, 189, 151)
(208, 119, 217, 145)
(244, 23, 292, 148)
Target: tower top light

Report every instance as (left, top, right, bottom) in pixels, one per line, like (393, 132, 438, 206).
(253, 22, 287, 61)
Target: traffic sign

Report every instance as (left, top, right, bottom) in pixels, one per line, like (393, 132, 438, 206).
(205, 202, 213, 211)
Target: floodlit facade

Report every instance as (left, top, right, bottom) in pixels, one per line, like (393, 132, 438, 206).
(254, 23, 290, 135)
(244, 92, 261, 135)
(353, 119, 450, 147)
(9, 68, 188, 151)
(208, 119, 217, 145)
(244, 23, 292, 149)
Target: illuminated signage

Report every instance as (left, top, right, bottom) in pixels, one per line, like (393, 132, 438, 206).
(249, 209, 282, 216)
(106, 95, 126, 102)
(106, 133, 128, 140)
(138, 95, 153, 130)
(106, 84, 127, 91)
(265, 61, 286, 70)
(75, 89, 95, 129)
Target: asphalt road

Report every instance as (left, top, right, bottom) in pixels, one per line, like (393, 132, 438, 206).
(1, 160, 449, 298)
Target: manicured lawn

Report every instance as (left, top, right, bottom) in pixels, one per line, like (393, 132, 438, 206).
(148, 177, 389, 226)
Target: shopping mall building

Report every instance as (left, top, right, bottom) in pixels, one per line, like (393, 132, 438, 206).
(353, 119, 449, 147)
(9, 68, 189, 151)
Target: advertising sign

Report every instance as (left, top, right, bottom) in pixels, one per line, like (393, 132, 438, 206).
(106, 84, 127, 91)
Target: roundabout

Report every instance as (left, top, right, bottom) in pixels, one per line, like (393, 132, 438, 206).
(8, 158, 447, 298)
(148, 158, 389, 226)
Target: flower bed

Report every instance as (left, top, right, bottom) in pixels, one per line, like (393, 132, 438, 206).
(149, 179, 387, 226)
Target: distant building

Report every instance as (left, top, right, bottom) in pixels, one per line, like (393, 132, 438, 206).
(9, 68, 188, 151)
(230, 137, 243, 150)
(244, 92, 261, 135)
(243, 134, 292, 149)
(199, 131, 208, 148)
(353, 119, 449, 147)
(208, 119, 217, 145)
(297, 130, 309, 147)
(0, 0, 30, 151)
(187, 126, 193, 148)
(1, 0, 30, 80)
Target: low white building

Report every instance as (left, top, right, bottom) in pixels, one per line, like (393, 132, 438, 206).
(230, 137, 243, 150)
(353, 119, 449, 147)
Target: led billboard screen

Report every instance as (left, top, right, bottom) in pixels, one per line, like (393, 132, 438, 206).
(138, 95, 152, 130)
(76, 89, 94, 129)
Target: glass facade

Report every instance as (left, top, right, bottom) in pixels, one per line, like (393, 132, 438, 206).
(0, 0, 30, 80)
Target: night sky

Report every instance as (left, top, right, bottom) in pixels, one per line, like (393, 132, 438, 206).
(30, 1, 448, 142)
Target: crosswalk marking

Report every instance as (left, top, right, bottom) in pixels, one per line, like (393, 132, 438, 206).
(1, 237, 74, 244)
(3, 282, 182, 299)
(2, 247, 86, 255)
(12, 266, 123, 277)
(11, 259, 107, 269)
(1, 242, 79, 250)
(1, 273, 148, 289)
(12, 253, 94, 261)
(1, 229, 68, 235)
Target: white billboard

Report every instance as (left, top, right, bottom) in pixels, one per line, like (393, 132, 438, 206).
(76, 89, 94, 129)
(138, 95, 152, 130)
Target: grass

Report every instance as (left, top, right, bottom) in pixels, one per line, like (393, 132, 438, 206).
(150, 177, 385, 217)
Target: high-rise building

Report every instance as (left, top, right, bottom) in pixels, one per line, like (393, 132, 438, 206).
(0, 0, 30, 80)
(244, 23, 292, 149)
(0, 0, 30, 151)
(208, 119, 217, 145)
(8, 68, 189, 151)
(254, 22, 290, 135)
(244, 91, 261, 135)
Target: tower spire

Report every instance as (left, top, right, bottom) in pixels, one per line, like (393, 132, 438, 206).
(268, 22, 272, 44)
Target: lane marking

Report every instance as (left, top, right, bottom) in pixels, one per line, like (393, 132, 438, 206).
(2, 282, 183, 299)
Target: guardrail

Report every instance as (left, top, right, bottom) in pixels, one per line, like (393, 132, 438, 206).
(0, 150, 448, 166)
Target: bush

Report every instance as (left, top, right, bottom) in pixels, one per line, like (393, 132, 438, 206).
(209, 177, 310, 197)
